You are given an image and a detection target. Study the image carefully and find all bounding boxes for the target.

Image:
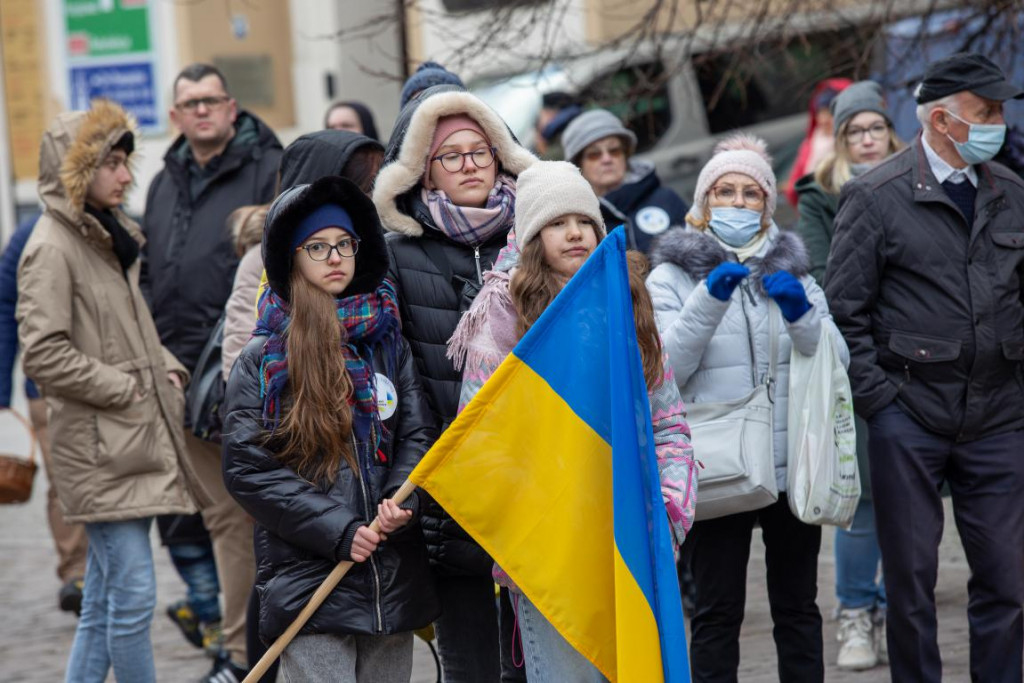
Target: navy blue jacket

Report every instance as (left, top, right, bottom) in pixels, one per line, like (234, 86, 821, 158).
(602, 159, 688, 256)
(0, 215, 41, 407)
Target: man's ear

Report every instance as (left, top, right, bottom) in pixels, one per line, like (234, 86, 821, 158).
(930, 107, 951, 135)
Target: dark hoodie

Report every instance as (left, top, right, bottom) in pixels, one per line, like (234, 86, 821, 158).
(601, 158, 689, 256)
(141, 111, 282, 373)
(279, 129, 384, 192)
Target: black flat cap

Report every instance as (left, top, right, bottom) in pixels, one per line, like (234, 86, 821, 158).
(915, 52, 1024, 104)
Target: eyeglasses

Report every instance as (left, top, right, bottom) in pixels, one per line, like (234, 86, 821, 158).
(583, 145, 625, 162)
(296, 238, 359, 261)
(174, 96, 231, 113)
(845, 122, 890, 144)
(430, 147, 497, 173)
(711, 185, 766, 206)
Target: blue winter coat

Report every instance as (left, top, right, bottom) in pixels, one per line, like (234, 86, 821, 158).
(0, 215, 41, 407)
(602, 159, 688, 256)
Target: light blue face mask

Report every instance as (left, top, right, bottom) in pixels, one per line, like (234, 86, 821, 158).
(709, 207, 763, 247)
(945, 109, 1006, 165)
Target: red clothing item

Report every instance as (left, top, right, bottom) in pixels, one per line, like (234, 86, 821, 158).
(784, 78, 852, 208)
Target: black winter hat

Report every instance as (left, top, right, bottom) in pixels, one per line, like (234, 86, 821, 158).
(915, 52, 1024, 104)
(263, 175, 388, 302)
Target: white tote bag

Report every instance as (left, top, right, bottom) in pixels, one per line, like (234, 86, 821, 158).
(786, 325, 859, 528)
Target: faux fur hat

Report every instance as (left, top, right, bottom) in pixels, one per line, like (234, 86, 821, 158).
(514, 161, 604, 250)
(688, 134, 776, 221)
(263, 176, 388, 301)
(373, 90, 537, 237)
(56, 99, 139, 212)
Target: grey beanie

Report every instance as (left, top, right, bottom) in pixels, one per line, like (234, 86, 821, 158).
(561, 109, 637, 164)
(831, 81, 890, 134)
(514, 161, 605, 251)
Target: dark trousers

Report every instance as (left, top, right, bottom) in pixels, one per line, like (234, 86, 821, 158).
(684, 495, 823, 683)
(868, 403, 1024, 683)
(433, 574, 501, 682)
(498, 587, 527, 682)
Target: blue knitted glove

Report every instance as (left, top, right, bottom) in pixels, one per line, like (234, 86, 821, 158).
(705, 262, 750, 301)
(763, 271, 812, 322)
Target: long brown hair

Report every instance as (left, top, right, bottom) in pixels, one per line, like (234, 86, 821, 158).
(510, 240, 664, 391)
(271, 269, 357, 484)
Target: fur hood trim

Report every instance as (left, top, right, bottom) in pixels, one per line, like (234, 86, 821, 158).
(373, 91, 537, 237)
(57, 100, 139, 213)
(650, 225, 810, 293)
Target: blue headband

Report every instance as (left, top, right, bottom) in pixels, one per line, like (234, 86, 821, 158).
(291, 204, 356, 249)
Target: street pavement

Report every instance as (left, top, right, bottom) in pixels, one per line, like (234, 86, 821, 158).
(0, 389, 976, 682)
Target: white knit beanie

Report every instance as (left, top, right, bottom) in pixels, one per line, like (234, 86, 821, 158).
(514, 161, 605, 251)
(688, 133, 776, 221)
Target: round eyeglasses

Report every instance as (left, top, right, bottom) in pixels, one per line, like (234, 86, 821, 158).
(845, 122, 890, 144)
(296, 238, 360, 261)
(431, 147, 497, 173)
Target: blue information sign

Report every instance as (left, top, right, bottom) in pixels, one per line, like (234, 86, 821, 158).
(69, 61, 159, 130)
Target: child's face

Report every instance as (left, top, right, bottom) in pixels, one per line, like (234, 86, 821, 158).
(85, 149, 132, 210)
(294, 227, 357, 296)
(538, 213, 599, 279)
(427, 129, 497, 208)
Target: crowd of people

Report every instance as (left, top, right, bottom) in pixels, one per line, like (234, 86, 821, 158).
(4, 49, 1024, 683)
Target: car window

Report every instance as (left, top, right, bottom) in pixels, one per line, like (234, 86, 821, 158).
(693, 28, 861, 134)
(472, 65, 570, 147)
(578, 61, 671, 153)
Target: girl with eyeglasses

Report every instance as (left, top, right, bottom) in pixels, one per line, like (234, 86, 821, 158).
(221, 176, 439, 682)
(372, 86, 537, 681)
(646, 133, 848, 682)
(795, 80, 903, 672)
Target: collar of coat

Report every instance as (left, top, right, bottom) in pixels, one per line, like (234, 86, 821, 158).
(649, 225, 810, 295)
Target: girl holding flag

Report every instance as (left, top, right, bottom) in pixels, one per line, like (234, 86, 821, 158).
(448, 160, 697, 680)
(221, 175, 439, 682)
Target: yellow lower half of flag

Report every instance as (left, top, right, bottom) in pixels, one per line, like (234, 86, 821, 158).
(411, 356, 618, 677)
(614, 544, 666, 682)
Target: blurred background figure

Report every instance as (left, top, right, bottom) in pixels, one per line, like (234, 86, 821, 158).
(532, 91, 580, 159)
(400, 61, 466, 110)
(324, 101, 380, 141)
(0, 212, 88, 617)
(795, 80, 903, 671)
(563, 108, 688, 256)
(784, 78, 852, 207)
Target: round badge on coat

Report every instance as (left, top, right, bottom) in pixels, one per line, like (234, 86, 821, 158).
(374, 373, 398, 420)
(635, 206, 671, 235)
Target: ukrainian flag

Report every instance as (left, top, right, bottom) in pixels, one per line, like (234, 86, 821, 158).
(408, 228, 689, 681)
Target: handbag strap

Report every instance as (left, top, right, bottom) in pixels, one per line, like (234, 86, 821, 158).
(766, 300, 779, 402)
(1, 408, 38, 465)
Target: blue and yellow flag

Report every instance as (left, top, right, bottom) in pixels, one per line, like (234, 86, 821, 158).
(408, 228, 689, 681)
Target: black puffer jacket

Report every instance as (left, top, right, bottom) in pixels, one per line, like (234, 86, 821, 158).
(601, 159, 689, 256)
(373, 89, 536, 576)
(141, 112, 282, 372)
(826, 136, 1024, 440)
(222, 176, 439, 641)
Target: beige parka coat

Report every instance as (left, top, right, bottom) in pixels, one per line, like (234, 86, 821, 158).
(16, 100, 209, 523)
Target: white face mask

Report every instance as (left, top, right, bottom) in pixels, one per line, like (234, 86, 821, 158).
(944, 109, 1006, 165)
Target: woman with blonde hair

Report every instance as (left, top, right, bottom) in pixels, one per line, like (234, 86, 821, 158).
(647, 133, 848, 682)
(795, 80, 903, 671)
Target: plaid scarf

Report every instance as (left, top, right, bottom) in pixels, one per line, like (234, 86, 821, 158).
(254, 280, 401, 438)
(423, 173, 516, 246)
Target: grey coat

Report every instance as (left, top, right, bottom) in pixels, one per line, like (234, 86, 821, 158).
(647, 226, 849, 491)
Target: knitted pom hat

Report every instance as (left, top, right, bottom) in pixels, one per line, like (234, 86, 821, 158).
(400, 61, 466, 109)
(688, 133, 776, 221)
(514, 160, 605, 250)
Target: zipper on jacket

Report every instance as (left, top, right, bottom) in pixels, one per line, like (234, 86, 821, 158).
(353, 434, 385, 633)
(473, 245, 482, 284)
(739, 279, 757, 307)
(898, 362, 910, 392)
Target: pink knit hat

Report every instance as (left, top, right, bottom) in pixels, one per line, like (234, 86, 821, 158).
(688, 134, 776, 221)
(423, 114, 491, 189)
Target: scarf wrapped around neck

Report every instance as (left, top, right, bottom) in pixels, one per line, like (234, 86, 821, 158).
(423, 173, 516, 246)
(254, 280, 401, 438)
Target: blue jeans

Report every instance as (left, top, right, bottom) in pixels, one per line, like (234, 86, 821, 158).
(168, 541, 221, 624)
(66, 518, 157, 683)
(513, 592, 607, 683)
(835, 498, 886, 611)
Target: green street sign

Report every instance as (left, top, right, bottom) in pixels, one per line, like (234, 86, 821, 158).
(65, 0, 150, 58)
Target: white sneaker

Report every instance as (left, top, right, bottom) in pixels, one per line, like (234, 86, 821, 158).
(836, 607, 878, 670)
(874, 609, 888, 664)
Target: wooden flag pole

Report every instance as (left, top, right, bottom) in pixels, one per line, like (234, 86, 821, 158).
(243, 478, 420, 682)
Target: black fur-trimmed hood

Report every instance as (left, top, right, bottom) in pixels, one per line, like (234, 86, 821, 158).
(650, 225, 810, 292)
(263, 176, 388, 301)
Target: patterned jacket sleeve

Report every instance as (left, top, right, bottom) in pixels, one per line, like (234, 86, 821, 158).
(649, 357, 697, 549)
